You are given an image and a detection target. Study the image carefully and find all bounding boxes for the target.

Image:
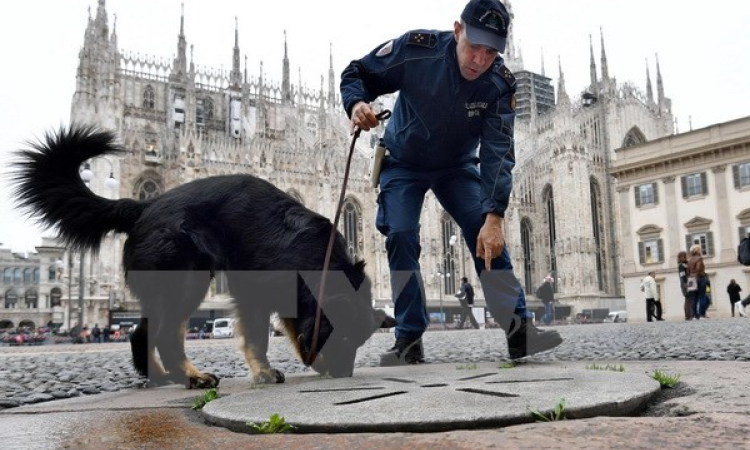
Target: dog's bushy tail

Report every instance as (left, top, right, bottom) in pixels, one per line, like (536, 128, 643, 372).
(11, 126, 145, 253)
(130, 317, 149, 377)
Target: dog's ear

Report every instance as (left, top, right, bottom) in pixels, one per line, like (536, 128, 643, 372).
(344, 260, 367, 290)
(373, 308, 397, 328)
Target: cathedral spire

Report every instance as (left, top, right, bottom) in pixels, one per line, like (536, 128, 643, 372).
(557, 56, 570, 107)
(645, 58, 654, 104)
(655, 53, 665, 108)
(94, 0, 109, 40)
(282, 30, 291, 104)
(110, 13, 117, 50)
(589, 34, 598, 89)
(502, 0, 522, 71)
(230, 17, 242, 88)
(327, 43, 336, 108)
(600, 27, 609, 81)
(172, 3, 188, 80)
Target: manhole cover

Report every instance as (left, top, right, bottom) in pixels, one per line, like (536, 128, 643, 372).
(202, 363, 660, 433)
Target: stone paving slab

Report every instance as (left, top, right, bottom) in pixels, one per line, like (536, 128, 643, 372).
(202, 362, 661, 433)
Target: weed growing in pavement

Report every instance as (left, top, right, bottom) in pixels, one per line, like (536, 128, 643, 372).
(192, 388, 220, 410)
(651, 369, 681, 388)
(529, 398, 567, 422)
(247, 413, 297, 434)
(498, 362, 516, 369)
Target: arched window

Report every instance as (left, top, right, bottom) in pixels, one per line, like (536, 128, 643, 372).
(342, 199, 362, 260)
(48, 264, 56, 281)
(622, 126, 647, 148)
(50, 287, 63, 307)
(204, 97, 215, 120)
(142, 85, 155, 110)
(5, 289, 18, 309)
(24, 289, 38, 309)
(440, 213, 459, 295)
(543, 185, 557, 282)
(13, 268, 21, 284)
(590, 178, 605, 291)
(521, 218, 534, 294)
(3, 268, 12, 284)
(23, 268, 33, 284)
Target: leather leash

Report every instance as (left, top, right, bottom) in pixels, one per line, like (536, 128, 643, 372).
(305, 109, 391, 367)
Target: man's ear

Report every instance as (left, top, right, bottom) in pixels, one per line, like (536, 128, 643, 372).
(453, 20, 462, 42)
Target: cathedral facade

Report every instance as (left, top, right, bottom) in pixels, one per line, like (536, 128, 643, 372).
(64, 0, 674, 324)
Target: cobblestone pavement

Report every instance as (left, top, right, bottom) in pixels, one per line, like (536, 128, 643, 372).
(1, 318, 749, 409)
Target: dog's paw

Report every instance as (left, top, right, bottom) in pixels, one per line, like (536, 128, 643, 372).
(252, 368, 285, 384)
(187, 372, 220, 389)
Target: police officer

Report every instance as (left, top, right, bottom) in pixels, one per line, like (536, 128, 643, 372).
(341, 0, 562, 365)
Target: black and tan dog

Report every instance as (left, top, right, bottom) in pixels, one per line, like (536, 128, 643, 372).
(12, 126, 394, 388)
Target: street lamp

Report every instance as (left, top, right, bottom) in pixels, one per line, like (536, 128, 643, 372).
(77, 158, 118, 330)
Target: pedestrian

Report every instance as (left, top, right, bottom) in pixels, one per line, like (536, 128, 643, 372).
(677, 251, 695, 320)
(340, 0, 562, 365)
(687, 244, 709, 319)
(536, 275, 555, 325)
(454, 277, 480, 329)
(640, 271, 663, 322)
(102, 325, 111, 343)
(91, 324, 101, 343)
(727, 279, 742, 317)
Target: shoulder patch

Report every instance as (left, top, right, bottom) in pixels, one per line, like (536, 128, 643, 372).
(494, 64, 516, 87)
(407, 32, 437, 48)
(376, 40, 394, 57)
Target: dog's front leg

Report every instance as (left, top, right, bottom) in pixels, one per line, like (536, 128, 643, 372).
(237, 314, 285, 384)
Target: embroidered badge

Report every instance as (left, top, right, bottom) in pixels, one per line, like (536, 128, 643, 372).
(407, 32, 436, 48)
(376, 40, 394, 57)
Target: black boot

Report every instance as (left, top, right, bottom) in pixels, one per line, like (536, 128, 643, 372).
(506, 318, 563, 360)
(380, 337, 425, 366)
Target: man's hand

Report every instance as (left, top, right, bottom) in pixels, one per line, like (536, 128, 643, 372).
(476, 213, 505, 271)
(350, 101, 380, 133)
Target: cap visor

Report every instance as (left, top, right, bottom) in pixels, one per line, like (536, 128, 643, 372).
(464, 25, 505, 53)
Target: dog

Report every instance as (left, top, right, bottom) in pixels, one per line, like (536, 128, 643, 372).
(12, 126, 394, 388)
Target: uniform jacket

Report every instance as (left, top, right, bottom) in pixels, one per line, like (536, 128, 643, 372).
(340, 29, 517, 217)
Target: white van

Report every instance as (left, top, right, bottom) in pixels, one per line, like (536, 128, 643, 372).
(604, 311, 628, 323)
(212, 318, 235, 338)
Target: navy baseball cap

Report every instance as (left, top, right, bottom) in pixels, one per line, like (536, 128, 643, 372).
(460, 0, 509, 53)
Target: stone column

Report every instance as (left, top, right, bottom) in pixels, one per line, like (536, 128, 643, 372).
(662, 176, 679, 260)
(617, 184, 635, 273)
(712, 165, 735, 262)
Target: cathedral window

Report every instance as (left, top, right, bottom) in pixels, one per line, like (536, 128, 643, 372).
(440, 213, 459, 295)
(733, 162, 750, 189)
(142, 85, 156, 110)
(204, 98, 215, 120)
(543, 186, 557, 278)
(681, 173, 707, 198)
(342, 199, 363, 260)
(622, 127, 647, 148)
(135, 179, 162, 200)
(520, 218, 534, 294)
(634, 182, 658, 207)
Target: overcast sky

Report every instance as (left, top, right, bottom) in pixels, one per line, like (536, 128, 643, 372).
(0, 0, 748, 253)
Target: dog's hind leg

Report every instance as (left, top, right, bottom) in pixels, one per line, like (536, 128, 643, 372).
(151, 271, 219, 389)
(235, 308, 285, 384)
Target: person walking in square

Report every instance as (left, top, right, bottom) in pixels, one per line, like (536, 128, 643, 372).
(536, 275, 555, 326)
(727, 279, 743, 317)
(454, 277, 480, 329)
(641, 271, 663, 321)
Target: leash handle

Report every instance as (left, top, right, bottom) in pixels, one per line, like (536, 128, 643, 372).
(306, 109, 391, 367)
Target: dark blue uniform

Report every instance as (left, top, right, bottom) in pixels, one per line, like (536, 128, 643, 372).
(341, 29, 530, 342)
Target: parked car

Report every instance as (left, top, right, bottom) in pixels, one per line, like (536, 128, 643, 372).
(604, 311, 628, 323)
(212, 318, 235, 338)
